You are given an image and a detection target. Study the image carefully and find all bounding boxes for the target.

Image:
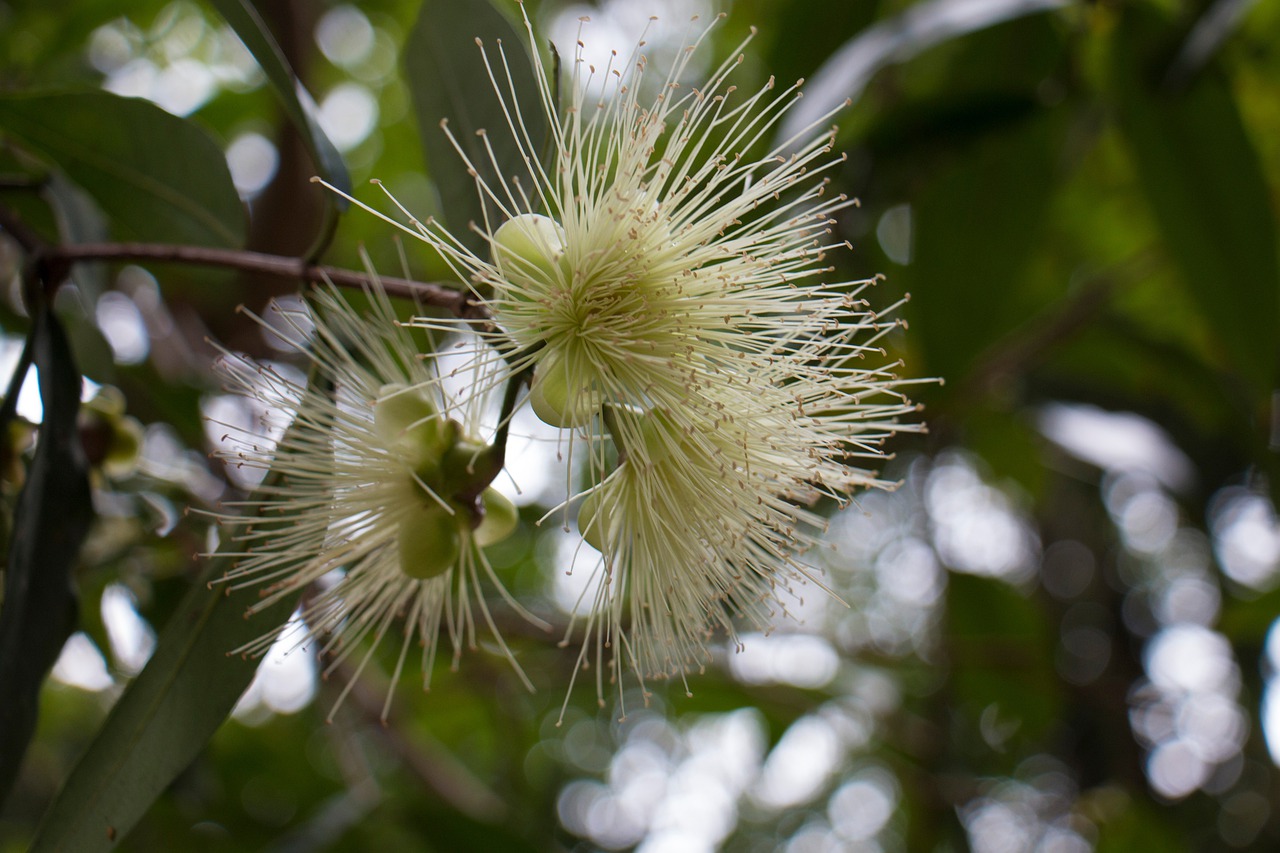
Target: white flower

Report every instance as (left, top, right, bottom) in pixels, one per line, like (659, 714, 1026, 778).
(322, 9, 926, 714)
(208, 283, 543, 720)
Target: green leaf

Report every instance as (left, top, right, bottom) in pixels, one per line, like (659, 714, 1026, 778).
(207, 0, 351, 200)
(28, 378, 330, 852)
(404, 0, 547, 251)
(45, 173, 110, 298)
(776, 0, 1071, 139)
(905, 108, 1069, 382)
(1112, 6, 1279, 393)
(28, 555, 298, 851)
(0, 304, 93, 807)
(0, 91, 246, 248)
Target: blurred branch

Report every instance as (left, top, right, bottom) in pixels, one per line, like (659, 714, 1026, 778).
(953, 252, 1160, 407)
(335, 662, 509, 823)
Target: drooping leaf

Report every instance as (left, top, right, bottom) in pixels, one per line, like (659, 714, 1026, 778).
(0, 304, 93, 807)
(28, 377, 330, 852)
(27, 552, 298, 852)
(0, 91, 245, 248)
(404, 0, 547, 251)
(1112, 6, 1279, 393)
(207, 0, 350, 202)
(775, 0, 1071, 141)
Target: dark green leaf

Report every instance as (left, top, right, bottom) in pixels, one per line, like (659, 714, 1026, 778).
(776, 0, 1070, 140)
(1095, 797, 1192, 853)
(44, 173, 109, 298)
(0, 304, 93, 806)
(1112, 6, 1279, 393)
(28, 376, 329, 852)
(404, 0, 546, 251)
(207, 0, 351, 199)
(904, 108, 1069, 383)
(28, 551, 298, 852)
(0, 91, 246, 248)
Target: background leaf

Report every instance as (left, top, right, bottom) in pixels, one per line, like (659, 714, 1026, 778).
(28, 553, 298, 852)
(26, 369, 331, 851)
(207, 0, 351, 201)
(945, 572, 1060, 749)
(1112, 5, 1280, 394)
(904, 108, 1069, 383)
(404, 0, 546, 251)
(0, 304, 93, 806)
(0, 92, 245, 248)
(776, 0, 1071, 140)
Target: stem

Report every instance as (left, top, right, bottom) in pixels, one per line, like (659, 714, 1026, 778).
(454, 366, 531, 506)
(490, 368, 529, 466)
(52, 242, 475, 316)
(0, 201, 490, 323)
(601, 404, 627, 466)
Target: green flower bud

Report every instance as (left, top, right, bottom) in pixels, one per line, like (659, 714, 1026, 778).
(474, 487, 519, 547)
(528, 353, 602, 429)
(613, 406, 681, 468)
(83, 385, 127, 418)
(397, 504, 462, 580)
(439, 438, 496, 492)
(492, 213, 567, 292)
(576, 489, 613, 552)
(375, 384, 447, 460)
(79, 386, 144, 477)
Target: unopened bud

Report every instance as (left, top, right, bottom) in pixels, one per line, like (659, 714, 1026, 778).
(576, 489, 614, 552)
(529, 352, 602, 429)
(474, 487, 519, 546)
(492, 213, 568, 291)
(398, 504, 462, 579)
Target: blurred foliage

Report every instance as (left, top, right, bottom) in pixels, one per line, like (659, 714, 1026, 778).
(1, 0, 1279, 851)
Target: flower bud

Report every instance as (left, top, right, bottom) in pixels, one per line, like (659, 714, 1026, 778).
(375, 384, 450, 466)
(613, 406, 681, 468)
(397, 503, 462, 579)
(103, 416, 145, 477)
(576, 489, 613, 552)
(79, 386, 144, 476)
(492, 213, 568, 294)
(474, 487, 518, 547)
(528, 352, 602, 429)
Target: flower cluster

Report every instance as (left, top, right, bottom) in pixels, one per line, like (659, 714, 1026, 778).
(209, 284, 541, 719)
(218, 8, 923, 718)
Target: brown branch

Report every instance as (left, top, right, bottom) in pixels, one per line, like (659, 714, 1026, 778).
(50, 242, 482, 318)
(953, 251, 1161, 406)
(0, 200, 489, 323)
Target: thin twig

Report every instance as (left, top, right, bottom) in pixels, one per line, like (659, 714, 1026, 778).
(954, 250, 1161, 405)
(0, 201, 489, 323)
(52, 242, 477, 317)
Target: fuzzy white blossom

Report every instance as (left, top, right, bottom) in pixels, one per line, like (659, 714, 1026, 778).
(208, 284, 543, 719)
(323, 7, 926, 714)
